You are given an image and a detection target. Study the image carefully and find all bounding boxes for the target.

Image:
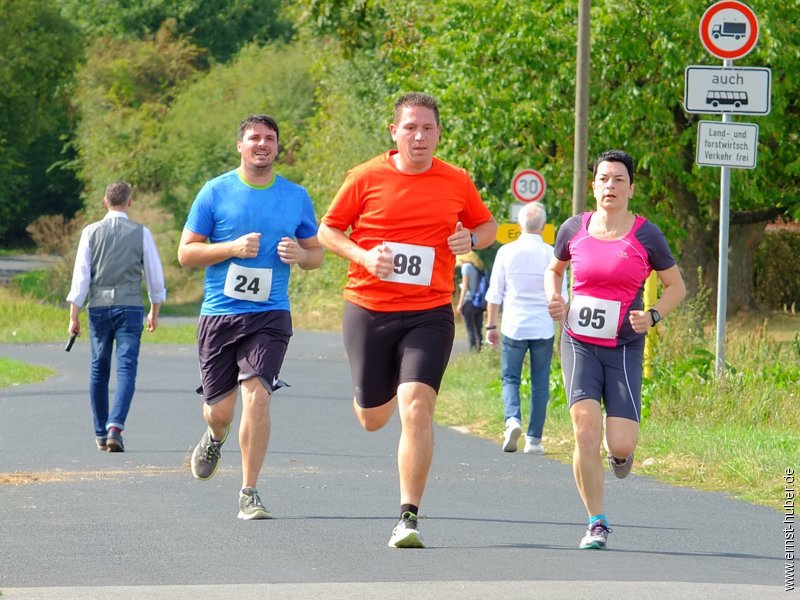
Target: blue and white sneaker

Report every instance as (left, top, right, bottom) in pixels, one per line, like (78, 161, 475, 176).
(579, 521, 611, 549)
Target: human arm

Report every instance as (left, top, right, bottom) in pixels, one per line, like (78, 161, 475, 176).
(485, 302, 501, 348)
(545, 257, 570, 321)
(66, 227, 92, 337)
(68, 302, 81, 337)
(141, 227, 166, 333)
(177, 228, 262, 268)
(277, 235, 324, 270)
(317, 223, 394, 279)
(628, 265, 686, 333)
(448, 218, 498, 255)
(146, 304, 160, 332)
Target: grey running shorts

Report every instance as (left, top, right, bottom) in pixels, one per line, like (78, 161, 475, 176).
(342, 301, 455, 409)
(196, 310, 292, 404)
(559, 332, 645, 422)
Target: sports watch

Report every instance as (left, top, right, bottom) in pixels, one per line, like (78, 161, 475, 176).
(470, 233, 478, 248)
(648, 308, 661, 327)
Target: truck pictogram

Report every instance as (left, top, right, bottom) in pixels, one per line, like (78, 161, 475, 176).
(712, 22, 747, 39)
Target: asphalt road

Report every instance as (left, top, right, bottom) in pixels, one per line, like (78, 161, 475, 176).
(0, 330, 789, 599)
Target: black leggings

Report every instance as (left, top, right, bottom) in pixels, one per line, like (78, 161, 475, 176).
(461, 303, 485, 351)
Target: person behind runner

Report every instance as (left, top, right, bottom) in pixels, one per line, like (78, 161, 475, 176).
(318, 92, 497, 548)
(178, 114, 324, 520)
(485, 201, 564, 454)
(67, 181, 166, 452)
(544, 149, 686, 549)
(455, 250, 486, 352)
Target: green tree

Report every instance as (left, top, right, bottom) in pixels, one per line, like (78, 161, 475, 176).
(0, 0, 82, 242)
(71, 20, 205, 215)
(296, 0, 800, 313)
(154, 41, 317, 221)
(58, 0, 294, 63)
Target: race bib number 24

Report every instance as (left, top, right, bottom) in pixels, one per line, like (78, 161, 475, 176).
(224, 263, 273, 302)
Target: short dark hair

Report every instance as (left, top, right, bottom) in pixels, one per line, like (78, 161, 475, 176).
(237, 114, 280, 142)
(105, 181, 132, 207)
(592, 149, 634, 184)
(393, 92, 440, 126)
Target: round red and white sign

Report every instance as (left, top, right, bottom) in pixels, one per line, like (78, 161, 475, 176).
(699, 1, 758, 60)
(511, 169, 546, 203)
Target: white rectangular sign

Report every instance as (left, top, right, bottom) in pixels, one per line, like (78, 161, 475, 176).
(685, 66, 771, 115)
(696, 121, 758, 169)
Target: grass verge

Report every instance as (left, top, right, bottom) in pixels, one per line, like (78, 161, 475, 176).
(0, 357, 54, 387)
(436, 312, 799, 512)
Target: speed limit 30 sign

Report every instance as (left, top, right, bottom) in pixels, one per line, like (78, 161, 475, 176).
(511, 169, 546, 203)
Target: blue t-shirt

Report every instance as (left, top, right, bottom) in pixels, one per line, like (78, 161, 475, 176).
(185, 169, 319, 315)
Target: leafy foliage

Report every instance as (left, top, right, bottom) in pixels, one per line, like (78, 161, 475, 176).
(295, 0, 800, 304)
(753, 227, 800, 310)
(71, 21, 205, 214)
(58, 0, 294, 63)
(154, 42, 317, 221)
(0, 0, 83, 241)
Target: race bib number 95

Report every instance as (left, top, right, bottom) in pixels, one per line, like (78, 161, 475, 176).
(224, 263, 272, 302)
(567, 295, 621, 340)
(380, 241, 435, 286)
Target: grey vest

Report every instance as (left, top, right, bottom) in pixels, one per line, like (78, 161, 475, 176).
(88, 217, 145, 307)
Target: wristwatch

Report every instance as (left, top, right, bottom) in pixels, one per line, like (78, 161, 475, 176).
(470, 233, 478, 248)
(486, 325, 497, 330)
(648, 308, 661, 327)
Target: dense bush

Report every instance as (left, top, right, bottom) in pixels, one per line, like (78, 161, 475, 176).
(753, 227, 800, 311)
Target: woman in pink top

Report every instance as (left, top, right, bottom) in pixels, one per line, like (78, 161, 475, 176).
(545, 149, 686, 550)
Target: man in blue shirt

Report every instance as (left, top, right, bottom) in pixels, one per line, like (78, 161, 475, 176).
(178, 114, 323, 520)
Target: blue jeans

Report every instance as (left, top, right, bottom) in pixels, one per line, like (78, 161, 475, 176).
(88, 306, 144, 437)
(501, 335, 554, 439)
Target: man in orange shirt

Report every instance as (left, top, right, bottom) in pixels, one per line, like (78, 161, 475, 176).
(319, 92, 497, 548)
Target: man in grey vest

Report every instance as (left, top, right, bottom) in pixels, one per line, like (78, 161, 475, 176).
(67, 181, 166, 452)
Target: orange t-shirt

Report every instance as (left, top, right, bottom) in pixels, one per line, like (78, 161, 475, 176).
(322, 151, 494, 312)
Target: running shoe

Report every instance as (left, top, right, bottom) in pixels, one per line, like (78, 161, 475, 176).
(608, 453, 634, 479)
(190, 423, 230, 480)
(238, 488, 272, 520)
(523, 440, 546, 455)
(388, 511, 425, 548)
(579, 521, 612, 549)
(502, 421, 522, 452)
(106, 428, 124, 452)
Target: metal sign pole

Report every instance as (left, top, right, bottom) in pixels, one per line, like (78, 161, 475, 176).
(715, 58, 733, 378)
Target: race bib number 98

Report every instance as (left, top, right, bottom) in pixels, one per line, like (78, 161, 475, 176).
(224, 263, 272, 302)
(380, 241, 435, 286)
(567, 295, 621, 340)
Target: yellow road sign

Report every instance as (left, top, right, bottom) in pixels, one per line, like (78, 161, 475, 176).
(496, 223, 555, 245)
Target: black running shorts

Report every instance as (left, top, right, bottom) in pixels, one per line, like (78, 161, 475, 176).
(342, 301, 455, 408)
(196, 310, 292, 404)
(559, 332, 645, 422)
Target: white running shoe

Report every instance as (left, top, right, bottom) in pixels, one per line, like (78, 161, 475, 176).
(388, 512, 425, 548)
(523, 440, 546, 454)
(502, 421, 522, 452)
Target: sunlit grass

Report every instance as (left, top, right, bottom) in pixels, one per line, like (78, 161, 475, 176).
(0, 357, 54, 387)
(436, 306, 800, 511)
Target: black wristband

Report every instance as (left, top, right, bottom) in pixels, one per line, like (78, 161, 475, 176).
(485, 325, 497, 330)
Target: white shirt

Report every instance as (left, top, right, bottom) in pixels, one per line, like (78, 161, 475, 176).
(485, 232, 565, 340)
(66, 211, 167, 307)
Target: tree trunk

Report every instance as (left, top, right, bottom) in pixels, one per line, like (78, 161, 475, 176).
(727, 221, 767, 314)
